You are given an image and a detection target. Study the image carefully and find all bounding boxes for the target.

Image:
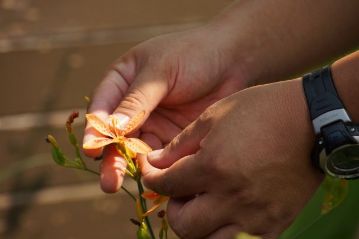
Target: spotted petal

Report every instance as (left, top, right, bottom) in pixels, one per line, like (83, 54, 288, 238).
(125, 138, 152, 155)
(86, 114, 115, 138)
(83, 137, 115, 149)
(123, 111, 145, 135)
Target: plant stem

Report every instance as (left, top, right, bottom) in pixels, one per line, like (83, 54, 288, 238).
(137, 176, 156, 239)
(121, 185, 137, 202)
(84, 168, 100, 175)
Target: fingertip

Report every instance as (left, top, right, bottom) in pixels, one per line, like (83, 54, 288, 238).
(100, 146, 126, 193)
(137, 154, 162, 189)
(83, 148, 103, 158)
(82, 133, 104, 158)
(111, 112, 130, 129)
(147, 149, 168, 168)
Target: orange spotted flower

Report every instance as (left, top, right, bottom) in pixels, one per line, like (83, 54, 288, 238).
(141, 191, 169, 217)
(83, 111, 152, 157)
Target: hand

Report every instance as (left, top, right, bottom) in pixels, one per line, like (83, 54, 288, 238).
(83, 26, 248, 192)
(141, 79, 323, 239)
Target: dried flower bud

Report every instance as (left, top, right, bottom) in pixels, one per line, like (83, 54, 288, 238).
(66, 111, 79, 133)
(157, 210, 166, 218)
(130, 218, 141, 227)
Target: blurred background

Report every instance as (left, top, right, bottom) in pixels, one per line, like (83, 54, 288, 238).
(0, 0, 233, 238)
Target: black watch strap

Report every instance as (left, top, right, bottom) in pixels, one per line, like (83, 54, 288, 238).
(302, 66, 351, 134)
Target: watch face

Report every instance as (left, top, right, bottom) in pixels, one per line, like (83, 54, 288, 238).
(322, 144, 359, 179)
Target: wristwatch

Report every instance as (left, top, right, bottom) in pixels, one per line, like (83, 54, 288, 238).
(302, 66, 359, 179)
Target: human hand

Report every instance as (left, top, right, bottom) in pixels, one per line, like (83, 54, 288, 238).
(141, 79, 324, 239)
(83, 26, 248, 192)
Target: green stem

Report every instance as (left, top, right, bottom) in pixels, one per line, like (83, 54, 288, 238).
(84, 168, 100, 175)
(137, 176, 156, 239)
(121, 185, 136, 202)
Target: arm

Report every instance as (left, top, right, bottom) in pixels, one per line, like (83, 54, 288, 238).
(332, 51, 359, 122)
(141, 51, 359, 238)
(83, 0, 359, 193)
(207, 0, 359, 85)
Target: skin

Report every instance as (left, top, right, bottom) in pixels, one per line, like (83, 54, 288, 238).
(141, 79, 321, 239)
(142, 52, 359, 239)
(83, 27, 248, 192)
(83, 0, 359, 237)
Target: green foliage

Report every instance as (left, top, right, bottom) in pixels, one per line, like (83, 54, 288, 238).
(137, 222, 152, 239)
(159, 216, 168, 239)
(321, 176, 348, 215)
(47, 134, 86, 170)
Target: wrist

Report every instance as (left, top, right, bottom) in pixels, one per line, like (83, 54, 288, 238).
(331, 51, 359, 122)
(203, 22, 252, 89)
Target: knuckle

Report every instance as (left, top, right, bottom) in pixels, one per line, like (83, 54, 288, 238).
(168, 217, 191, 239)
(120, 88, 148, 112)
(199, 149, 225, 178)
(157, 171, 175, 196)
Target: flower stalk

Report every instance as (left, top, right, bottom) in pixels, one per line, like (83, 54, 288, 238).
(47, 111, 168, 239)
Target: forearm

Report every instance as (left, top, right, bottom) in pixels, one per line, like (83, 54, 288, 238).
(332, 51, 359, 122)
(207, 0, 359, 86)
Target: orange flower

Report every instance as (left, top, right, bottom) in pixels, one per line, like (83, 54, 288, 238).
(83, 111, 152, 157)
(142, 191, 169, 217)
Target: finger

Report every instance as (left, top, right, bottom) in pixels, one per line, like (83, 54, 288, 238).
(140, 153, 209, 197)
(206, 225, 242, 239)
(167, 194, 233, 239)
(83, 58, 135, 157)
(100, 145, 127, 193)
(147, 115, 211, 169)
(112, 67, 169, 128)
(140, 111, 182, 145)
(140, 132, 163, 150)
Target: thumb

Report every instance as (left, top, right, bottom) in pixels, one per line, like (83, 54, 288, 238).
(111, 68, 169, 125)
(147, 115, 211, 169)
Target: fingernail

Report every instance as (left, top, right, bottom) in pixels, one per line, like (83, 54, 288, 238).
(148, 149, 164, 162)
(83, 134, 93, 144)
(113, 160, 127, 172)
(111, 113, 130, 128)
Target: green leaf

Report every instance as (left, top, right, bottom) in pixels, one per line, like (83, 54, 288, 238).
(137, 222, 152, 239)
(321, 176, 348, 214)
(51, 146, 67, 166)
(68, 132, 78, 147)
(48, 135, 86, 170)
(160, 218, 168, 239)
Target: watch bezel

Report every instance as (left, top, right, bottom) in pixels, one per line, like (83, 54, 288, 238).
(320, 144, 359, 179)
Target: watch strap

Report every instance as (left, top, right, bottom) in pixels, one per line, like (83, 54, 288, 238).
(303, 66, 351, 134)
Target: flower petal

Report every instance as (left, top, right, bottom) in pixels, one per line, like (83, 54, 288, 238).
(123, 111, 145, 135)
(142, 204, 161, 217)
(86, 114, 115, 138)
(142, 191, 160, 200)
(83, 137, 115, 149)
(125, 138, 152, 155)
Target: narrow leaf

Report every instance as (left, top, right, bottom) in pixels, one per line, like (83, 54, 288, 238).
(137, 222, 152, 239)
(321, 176, 348, 214)
(51, 147, 67, 166)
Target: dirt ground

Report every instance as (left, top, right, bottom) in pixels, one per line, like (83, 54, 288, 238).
(0, 0, 233, 238)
